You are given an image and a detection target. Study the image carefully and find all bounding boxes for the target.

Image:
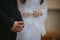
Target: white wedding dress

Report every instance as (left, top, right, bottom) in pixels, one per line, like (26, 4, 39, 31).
(17, 0, 47, 40)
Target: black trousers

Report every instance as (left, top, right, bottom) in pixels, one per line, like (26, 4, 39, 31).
(0, 28, 17, 40)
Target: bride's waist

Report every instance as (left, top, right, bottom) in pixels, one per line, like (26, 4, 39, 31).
(21, 13, 33, 17)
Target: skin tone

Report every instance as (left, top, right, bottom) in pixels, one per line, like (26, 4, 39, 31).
(11, 21, 24, 32)
(33, 10, 42, 17)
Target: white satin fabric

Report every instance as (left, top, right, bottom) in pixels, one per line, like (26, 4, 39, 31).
(17, 0, 47, 40)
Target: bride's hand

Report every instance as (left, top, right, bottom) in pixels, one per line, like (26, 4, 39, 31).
(33, 10, 42, 17)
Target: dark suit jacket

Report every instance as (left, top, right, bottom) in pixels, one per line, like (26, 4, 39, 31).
(0, 0, 23, 40)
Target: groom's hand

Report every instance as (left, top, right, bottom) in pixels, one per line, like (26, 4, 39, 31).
(11, 21, 24, 32)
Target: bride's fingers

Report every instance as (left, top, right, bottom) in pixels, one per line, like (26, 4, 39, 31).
(13, 27, 23, 32)
(33, 10, 42, 17)
(33, 12, 40, 17)
(16, 28, 23, 32)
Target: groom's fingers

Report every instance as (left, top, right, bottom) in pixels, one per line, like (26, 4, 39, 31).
(17, 24, 24, 29)
(17, 21, 24, 25)
(18, 21, 24, 28)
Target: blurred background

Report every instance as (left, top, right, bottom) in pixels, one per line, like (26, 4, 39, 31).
(43, 0, 60, 40)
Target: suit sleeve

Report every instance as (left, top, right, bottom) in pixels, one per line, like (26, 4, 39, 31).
(0, 9, 15, 31)
(17, 10, 23, 21)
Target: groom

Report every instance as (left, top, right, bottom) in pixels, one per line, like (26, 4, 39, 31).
(0, 0, 24, 40)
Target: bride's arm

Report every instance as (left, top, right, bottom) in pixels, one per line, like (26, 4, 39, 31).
(39, 0, 48, 37)
(40, 0, 48, 22)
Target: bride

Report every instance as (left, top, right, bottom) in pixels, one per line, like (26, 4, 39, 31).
(17, 0, 47, 40)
